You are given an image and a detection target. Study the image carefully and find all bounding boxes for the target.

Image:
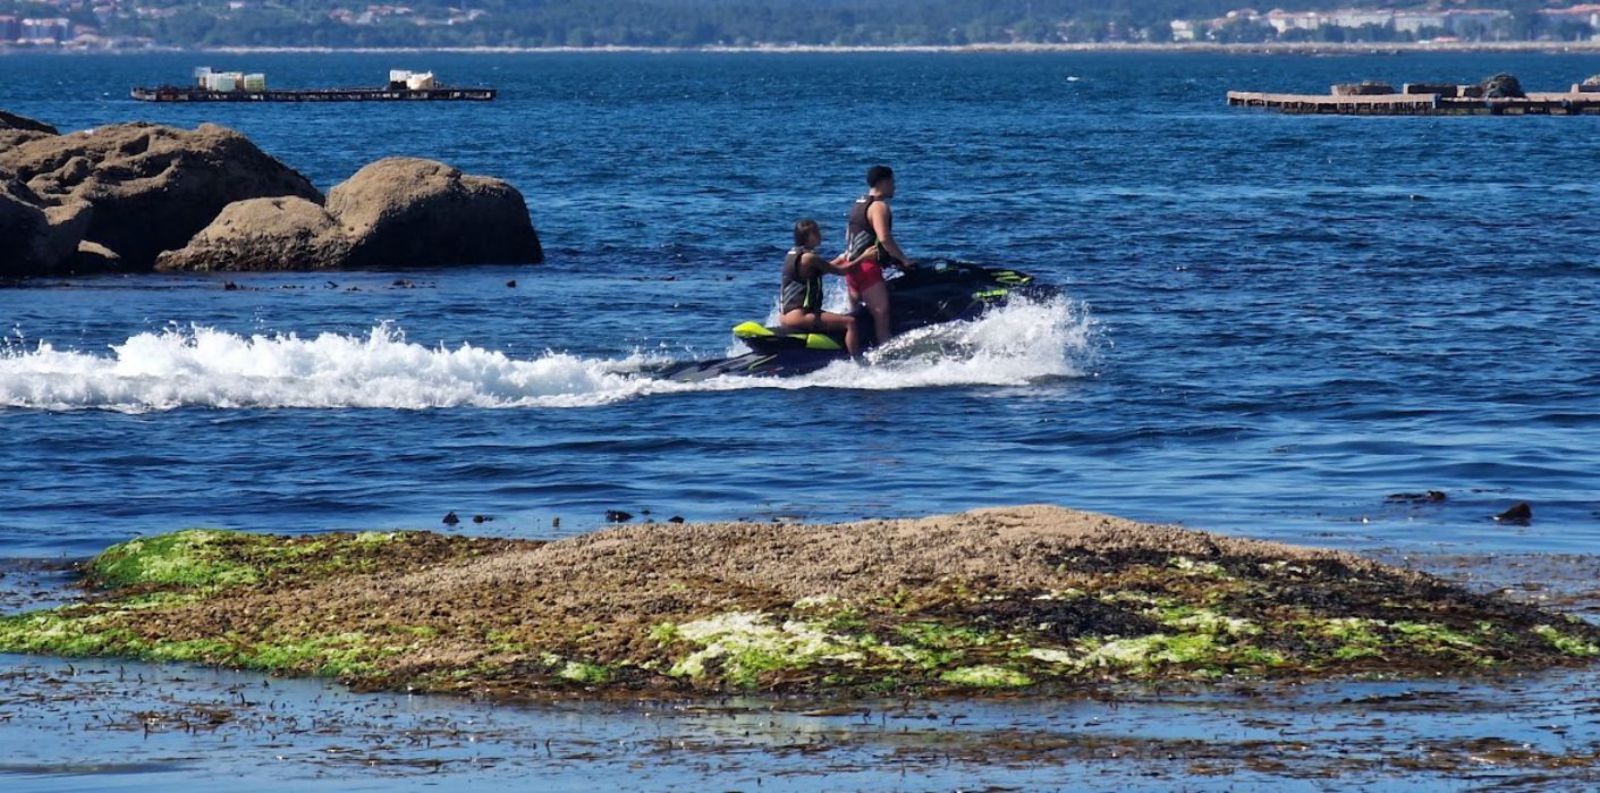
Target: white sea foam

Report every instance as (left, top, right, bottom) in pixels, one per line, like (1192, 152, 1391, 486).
(0, 298, 1093, 412)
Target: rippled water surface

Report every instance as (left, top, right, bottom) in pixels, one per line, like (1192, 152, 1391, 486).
(3, 51, 1599, 554)
(5, 49, 1600, 793)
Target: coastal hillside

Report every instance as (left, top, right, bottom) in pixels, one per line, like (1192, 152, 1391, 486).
(1, 0, 1590, 50)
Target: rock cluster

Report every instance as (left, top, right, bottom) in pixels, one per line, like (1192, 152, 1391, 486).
(156, 158, 542, 271)
(1, 109, 542, 277)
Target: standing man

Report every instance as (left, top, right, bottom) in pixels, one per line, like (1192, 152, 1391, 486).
(845, 164, 916, 346)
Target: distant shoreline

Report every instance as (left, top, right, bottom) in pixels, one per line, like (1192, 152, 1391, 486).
(10, 40, 1600, 56)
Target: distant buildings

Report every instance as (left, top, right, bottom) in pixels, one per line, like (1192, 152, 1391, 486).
(19, 17, 72, 44)
(1544, 3, 1600, 28)
(326, 4, 483, 27)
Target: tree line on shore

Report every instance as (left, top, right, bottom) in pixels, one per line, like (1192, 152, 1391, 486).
(0, 0, 1588, 48)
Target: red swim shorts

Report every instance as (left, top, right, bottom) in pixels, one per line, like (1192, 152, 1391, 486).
(845, 259, 885, 295)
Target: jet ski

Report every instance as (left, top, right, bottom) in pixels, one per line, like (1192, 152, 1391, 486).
(658, 259, 1058, 381)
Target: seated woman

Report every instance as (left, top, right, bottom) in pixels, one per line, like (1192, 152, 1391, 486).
(780, 218, 859, 357)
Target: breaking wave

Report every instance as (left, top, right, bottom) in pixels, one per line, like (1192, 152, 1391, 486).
(0, 298, 1094, 412)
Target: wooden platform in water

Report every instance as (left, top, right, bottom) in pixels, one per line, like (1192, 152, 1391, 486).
(130, 86, 496, 102)
(1227, 90, 1600, 115)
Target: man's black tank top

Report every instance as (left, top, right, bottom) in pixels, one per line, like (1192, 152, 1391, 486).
(846, 194, 897, 265)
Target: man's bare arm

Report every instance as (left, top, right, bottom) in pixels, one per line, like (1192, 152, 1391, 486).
(869, 202, 914, 267)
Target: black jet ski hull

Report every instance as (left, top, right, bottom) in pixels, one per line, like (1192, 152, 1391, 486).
(653, 350, 843, 382)
(656, 259, 1056, 381)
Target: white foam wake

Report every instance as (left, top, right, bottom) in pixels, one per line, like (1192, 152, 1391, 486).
(0, 298, 1093, 412)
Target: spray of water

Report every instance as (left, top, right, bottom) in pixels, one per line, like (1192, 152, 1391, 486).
(0, 297, 1094, 412)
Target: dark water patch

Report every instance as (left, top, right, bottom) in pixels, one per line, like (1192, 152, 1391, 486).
(0, 761, 194, 777)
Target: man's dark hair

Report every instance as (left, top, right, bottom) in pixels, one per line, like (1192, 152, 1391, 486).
(793, 218, 820, 246)
(866, 165, 894, 188)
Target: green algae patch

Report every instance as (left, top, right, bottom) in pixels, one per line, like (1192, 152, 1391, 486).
(0, 609, 135, 657)
(3, 506, 1598, 698)
(555, 660, 611, 685)
(940, 665, 1033, 688)
(91, 530, 265, 588)
(85, 528, 459, 592)
(663, 612, 866, 687)
(1534, 624, 1600, 657)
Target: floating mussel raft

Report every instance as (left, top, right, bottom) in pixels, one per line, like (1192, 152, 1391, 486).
(1229, 72, 1600, 115)
(132, 68, 495, 102)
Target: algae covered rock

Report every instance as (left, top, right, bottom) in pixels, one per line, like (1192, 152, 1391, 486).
(2, 507, 1597, 698)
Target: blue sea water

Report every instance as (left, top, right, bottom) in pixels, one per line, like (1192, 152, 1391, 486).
(2, 50, 1599, 561)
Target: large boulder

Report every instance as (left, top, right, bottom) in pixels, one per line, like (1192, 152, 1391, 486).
(326, 157, 542, 267)
(157, 157, 542, 271)
(154, 196, 350, 271)
(0, 122, 319, 270)
(0, 183, 91, 277)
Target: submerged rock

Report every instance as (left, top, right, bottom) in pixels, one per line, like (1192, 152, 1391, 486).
(0, 122, 319, 271)
(1385, 490, 1447, 504)
(1495, 502, 1533, 525)
(1, 507, 1594, 698)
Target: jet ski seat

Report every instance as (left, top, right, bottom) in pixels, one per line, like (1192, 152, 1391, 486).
(732, 321, 845, 353)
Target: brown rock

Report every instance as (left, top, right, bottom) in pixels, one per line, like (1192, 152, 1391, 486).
(0, 122, 319, 270)
(0, 189, 54, 276)
(0, 186, 89, 276)
(154, 196, 351, 272)
(0, 109, 57, 135)
(65, 240, 122, 272)
(41, 201, 93, 262)
(326, 157, 542, 267)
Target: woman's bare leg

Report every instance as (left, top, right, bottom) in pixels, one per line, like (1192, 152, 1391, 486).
(815, 312, 859, 357)
(780, 310, 859, 357)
